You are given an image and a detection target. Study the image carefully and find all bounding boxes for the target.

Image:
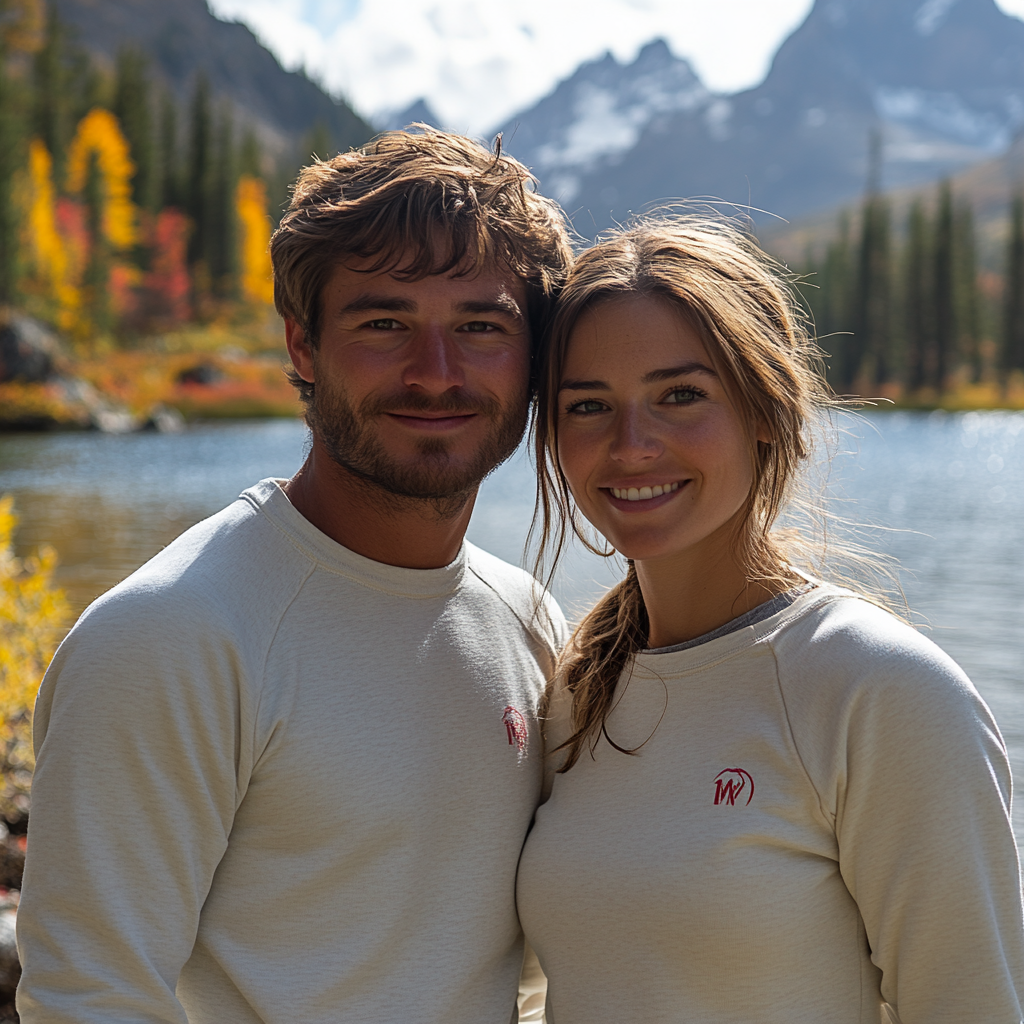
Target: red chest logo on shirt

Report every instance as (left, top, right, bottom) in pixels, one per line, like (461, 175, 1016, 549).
(714, 768, 754, 806)
(502, 705, 527, 753)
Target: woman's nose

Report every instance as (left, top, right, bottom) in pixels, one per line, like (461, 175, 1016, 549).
(608, 407, 663, 463)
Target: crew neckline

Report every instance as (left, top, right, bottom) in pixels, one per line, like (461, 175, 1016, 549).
(644, 582, 817, 655)
(631, 583, 848, 678)
(242, 478, 468, 599)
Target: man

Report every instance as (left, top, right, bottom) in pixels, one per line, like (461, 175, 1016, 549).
(17, 128, 573, 1023)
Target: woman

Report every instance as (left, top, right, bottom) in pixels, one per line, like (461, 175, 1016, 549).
(516, 219, 1023, 1023)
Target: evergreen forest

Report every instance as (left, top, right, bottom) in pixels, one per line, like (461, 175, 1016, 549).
(800, 177, 1024, 403)
(0, 0, 336, 349)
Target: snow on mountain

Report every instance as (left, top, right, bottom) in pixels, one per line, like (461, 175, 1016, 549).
(500, 0, 1024, 226)
(495, 40, 711, 205)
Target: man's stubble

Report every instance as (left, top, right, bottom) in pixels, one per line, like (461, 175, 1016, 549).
(307, 370, 529, 519)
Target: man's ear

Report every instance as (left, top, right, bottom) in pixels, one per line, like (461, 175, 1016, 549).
(285, 318, 315, 383)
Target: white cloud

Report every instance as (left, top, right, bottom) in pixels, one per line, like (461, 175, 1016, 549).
(208, 0, 1024, 135)
(207, 0, 815, 134)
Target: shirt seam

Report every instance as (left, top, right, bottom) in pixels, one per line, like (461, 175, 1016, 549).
(767, 639, 838, 833)
(467, 564, 557, 667)
(246, 558, 319, 795)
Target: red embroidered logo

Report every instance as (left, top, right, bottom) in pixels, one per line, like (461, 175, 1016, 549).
(714, 768, 754, 806)
(502, 705, 527, 753)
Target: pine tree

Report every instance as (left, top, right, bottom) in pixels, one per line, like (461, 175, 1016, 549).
(113, 47, 156, 211)
(851, 194, 892, 389)
(904, 200, 930, 393)
(209, 103, 236, 295)
(932, 180, 955, 392)
(158, 90, 181, 209)
(817, 212, 854, 388)
(1001, 192, 1024, 380)
(239, 126, 262, 179)
(0, 44, 26, 304)
(81, 149, 110, 335)
(186, 73, 213, 278)
(954, 202, 981, 384)
(303, 121, 332, 164)
(31, 7, 69, 182)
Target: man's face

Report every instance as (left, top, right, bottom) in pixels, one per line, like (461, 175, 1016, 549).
(286, 257, 532, 503)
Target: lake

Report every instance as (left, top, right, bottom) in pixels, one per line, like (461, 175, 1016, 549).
(2, 411, 1023, 840)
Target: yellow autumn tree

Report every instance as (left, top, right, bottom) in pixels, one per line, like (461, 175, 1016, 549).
(20, 138, 81, 330)
(66, 107, 137, 250)
(235, 174, 274, 305)
(0, 496, 69, 821)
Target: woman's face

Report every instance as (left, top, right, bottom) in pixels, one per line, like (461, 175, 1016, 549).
(555, 293, 757, 565)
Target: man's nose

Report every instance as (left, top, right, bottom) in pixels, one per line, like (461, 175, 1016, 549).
(401, 328, 466, 393)
(608, 407, 663, 463)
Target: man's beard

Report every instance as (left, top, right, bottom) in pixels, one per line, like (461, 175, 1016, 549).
(307, 374, 529, 518)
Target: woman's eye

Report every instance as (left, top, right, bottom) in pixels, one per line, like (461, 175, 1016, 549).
(664, 386, 705, 405)
(566, 399, 607, 415)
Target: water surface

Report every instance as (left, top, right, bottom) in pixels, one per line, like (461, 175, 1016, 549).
(2, 411, 1022, 838)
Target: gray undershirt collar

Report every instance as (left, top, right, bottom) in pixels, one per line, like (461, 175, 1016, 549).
(644, 583, 817, 655)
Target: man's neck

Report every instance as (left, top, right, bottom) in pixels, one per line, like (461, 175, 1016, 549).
(282, 441, 476, 570)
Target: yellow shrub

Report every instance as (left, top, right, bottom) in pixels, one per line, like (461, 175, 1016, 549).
(0, 497, 70, 821)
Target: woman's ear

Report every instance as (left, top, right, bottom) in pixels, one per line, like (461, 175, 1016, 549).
(285, 318, 315, 384)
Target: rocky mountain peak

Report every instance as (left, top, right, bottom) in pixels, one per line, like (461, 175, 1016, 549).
(496, 39, 709, 204)
(500, 0, 1024, 228)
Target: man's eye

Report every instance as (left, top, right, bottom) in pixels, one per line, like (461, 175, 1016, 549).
(665, 386, 705, 404)
(366, 318, 404, 330)
(565, 399, 607, 415)
(460, 321, 496, 333)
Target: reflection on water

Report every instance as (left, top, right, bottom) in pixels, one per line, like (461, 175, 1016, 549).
(1, 411, 1023, 838)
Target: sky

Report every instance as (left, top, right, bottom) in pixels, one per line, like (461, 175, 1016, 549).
(206, 0, 1024, 136)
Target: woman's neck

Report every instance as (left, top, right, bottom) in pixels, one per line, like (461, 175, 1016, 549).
(634, 533, 793, 649)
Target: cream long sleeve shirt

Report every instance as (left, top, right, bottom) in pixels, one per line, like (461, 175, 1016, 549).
(517, 585, 1024, 1024)
(18, 479, 567, 1024)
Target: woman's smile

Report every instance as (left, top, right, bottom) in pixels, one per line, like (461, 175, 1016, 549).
(607, 481, 682, 501)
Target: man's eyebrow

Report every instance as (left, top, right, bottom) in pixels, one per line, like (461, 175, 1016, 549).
(336, 295, 416, 317)
(642, 362, 718, 383)
(457, 298, 526, 322)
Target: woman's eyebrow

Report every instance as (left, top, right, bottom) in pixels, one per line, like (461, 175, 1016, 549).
(642, 362, 718, 383)
(560, 363, 718, 391)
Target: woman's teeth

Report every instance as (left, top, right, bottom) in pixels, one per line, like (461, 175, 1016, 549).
(610, 482, 680, 501)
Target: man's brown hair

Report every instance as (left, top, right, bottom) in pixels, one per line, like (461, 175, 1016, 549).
(270, 126, 574, 404)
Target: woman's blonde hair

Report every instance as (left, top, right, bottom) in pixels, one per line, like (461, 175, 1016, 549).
(532, 215, 835, 771)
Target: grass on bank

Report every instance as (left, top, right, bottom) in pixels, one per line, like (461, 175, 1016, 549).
(0, 319, 302, 428)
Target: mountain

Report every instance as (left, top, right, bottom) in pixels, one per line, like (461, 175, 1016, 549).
(499, 0, 1024, 227)
(494, 40, 711, 212)
(50, 0, 371, 158)
(381, 98, 443, 133)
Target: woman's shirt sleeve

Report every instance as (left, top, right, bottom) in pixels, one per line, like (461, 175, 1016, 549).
(776, 597, 1024, 1024)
